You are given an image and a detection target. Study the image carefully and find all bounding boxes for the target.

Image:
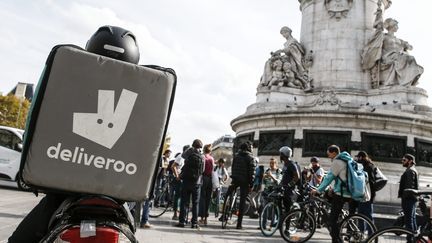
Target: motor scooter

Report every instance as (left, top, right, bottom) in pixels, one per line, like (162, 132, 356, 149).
(40, 195, 137, 243)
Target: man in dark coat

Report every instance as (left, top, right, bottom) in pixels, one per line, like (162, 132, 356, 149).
(225, 141, 256, 229)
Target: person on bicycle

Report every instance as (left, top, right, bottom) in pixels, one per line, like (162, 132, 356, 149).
(225, 141, 256, 229)
(311, 145, 353, 243)
(398, 153, 419, 242)
(8, 25, 141, 243)
(279, 146, 300, 211)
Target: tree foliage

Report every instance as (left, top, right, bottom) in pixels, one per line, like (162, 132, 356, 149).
(0, 95, 30, 129)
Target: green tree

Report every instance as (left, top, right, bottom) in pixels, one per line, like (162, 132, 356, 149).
(0, 95, 30, 129)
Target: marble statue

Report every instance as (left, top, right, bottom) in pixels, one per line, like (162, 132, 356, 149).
(259, 26, 312, 91)
(324, 0, 353, 20)
(361, 2, 423, 88)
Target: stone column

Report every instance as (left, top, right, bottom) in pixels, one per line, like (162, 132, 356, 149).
(299, 0, 379, 90)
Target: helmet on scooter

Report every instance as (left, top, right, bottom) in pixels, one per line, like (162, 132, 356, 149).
(86, 25, 140, 64)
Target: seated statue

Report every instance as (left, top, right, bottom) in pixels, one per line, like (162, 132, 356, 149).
(362, 16, 423, 88)
(259, 26, 312, 90)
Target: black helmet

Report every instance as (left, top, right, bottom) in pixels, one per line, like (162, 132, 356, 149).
(86, 25, 140, 64)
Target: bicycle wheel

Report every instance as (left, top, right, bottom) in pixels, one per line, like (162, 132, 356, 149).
(366, 226, 425, 243)
(221, 194, 233, 229)
(259, 202, 281, 237)
(233, 194, 251, 215)
(339, 213, 377, 243)
(279, 209, 316, 243)
(149, 190, 170, 218)
(215, 193, 224, 218)
(243, 197, 251, 215)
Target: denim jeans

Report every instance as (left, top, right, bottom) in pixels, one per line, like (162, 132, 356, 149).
(171, 179, 182, 212)
(141, 200, 150, 224)
(402, 198, 417, 241)
(358, 201, 374, 235)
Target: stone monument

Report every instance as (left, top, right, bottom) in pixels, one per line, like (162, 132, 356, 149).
(231, 0, 432, 203)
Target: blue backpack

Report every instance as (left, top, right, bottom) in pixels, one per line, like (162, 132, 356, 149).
(336, 152, 370, 202)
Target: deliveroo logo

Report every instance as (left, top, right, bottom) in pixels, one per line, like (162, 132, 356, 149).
(73, 89, 138, 149)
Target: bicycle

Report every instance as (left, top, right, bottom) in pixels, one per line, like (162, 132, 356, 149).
(393, 190, 430, 231)
(210, 186, 225, 218)
(149, 175, 173, 218)
(280, 185, 376, 242)
(220, 184, 251, 229)
(366, 189, 432, 243)
(259, 185, 290, 237)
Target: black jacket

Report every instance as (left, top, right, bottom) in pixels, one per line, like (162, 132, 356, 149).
(231, 150, 256, 186)
(398, 166, 419, 199)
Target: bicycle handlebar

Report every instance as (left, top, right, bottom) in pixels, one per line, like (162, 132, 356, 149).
(404, 189, 432, 196)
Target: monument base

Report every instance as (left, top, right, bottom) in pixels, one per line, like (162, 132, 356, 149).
(232, 87, 432, 202)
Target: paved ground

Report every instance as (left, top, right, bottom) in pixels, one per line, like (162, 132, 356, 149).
(136, 212, 332, 243)
(0, 181, 332, 242)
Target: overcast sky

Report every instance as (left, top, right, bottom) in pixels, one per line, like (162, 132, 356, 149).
(0, 0, 430, 153)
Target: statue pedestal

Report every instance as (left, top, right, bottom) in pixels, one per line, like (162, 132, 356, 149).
(231, 0, 432, 205)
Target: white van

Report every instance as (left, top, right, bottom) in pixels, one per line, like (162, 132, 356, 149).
(0, 125, 29, 190)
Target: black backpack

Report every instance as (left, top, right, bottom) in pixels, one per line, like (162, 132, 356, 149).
(181, 151, 203, 182)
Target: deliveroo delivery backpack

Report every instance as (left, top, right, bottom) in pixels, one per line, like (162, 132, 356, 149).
(19, 26, 176, 201)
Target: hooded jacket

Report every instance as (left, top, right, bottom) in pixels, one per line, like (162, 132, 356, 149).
(317, 152, 352, 198)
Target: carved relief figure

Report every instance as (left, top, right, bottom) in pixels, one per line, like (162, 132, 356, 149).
(259, 26, 312, 91)
(324, 0, 353, 20)
(361, 3, 423, 88)
(269, 59, 284, 86)
(282, 62, 296, 87)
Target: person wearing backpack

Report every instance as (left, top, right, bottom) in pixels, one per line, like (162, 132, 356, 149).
(225, 141, 256, 229)
(311, 145, 353, 243)
(176, 139, 204, 229)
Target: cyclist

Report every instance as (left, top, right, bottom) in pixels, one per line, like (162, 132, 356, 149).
(311, 145, 353, 243)
(225, 141, 256, 229)
(8, 25, 141, 243)
(279, 146, 300, 211)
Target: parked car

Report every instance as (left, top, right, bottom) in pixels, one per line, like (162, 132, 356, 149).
(0, 125, 29, 190)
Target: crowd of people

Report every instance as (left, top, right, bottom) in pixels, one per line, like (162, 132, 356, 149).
(141, 141, 419, 243)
